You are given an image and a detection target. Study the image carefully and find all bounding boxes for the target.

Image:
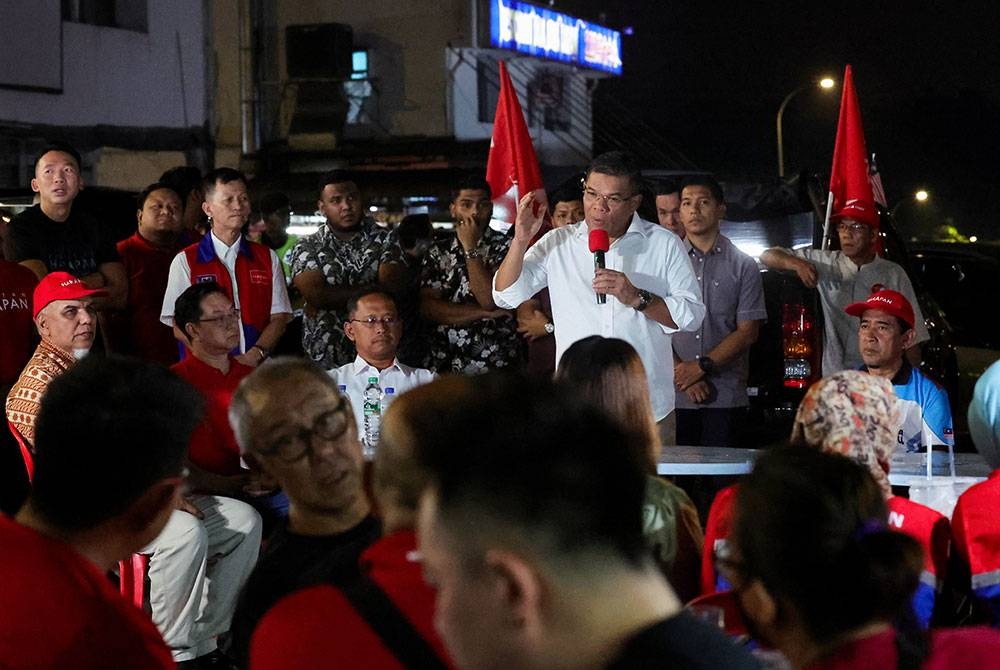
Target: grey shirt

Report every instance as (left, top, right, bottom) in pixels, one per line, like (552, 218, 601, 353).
(674, 234, 766, 409)
(791, 249, 928, 376)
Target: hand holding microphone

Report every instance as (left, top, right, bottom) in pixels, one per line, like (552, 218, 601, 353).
(589, 229, 610, 305)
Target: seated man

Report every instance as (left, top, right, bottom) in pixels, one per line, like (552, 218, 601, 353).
(0, 355, 202, 668)
(328, 288, 436, 448)
(846, 289, 954, 455)
(228, 358, 381, 666)
(249, 378, 460, 669)
(415, 373, 759, 669)
(170, 282, 259, 496)
(6, 271, 103, 447)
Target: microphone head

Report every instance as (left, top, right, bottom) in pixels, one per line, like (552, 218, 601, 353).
(588, 229, 610, 253)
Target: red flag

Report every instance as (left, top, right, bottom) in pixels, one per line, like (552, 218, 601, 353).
(486, 61, 544, 226)
(828, 65, 879, 229)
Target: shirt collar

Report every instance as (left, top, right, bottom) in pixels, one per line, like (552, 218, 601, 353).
(351, 355, 403, 375)
(571, 213, 652, 242)
(684, 233, 728, 257)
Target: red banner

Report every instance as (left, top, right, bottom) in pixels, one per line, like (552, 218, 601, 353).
(485, 61, 544, 225)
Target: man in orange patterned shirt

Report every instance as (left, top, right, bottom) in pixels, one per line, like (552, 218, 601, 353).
(5, 271, 104, 447)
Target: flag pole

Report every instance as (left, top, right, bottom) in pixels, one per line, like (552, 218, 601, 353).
(821, 192, 834, 250)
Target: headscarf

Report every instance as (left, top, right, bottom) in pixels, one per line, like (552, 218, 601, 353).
(790, 370, 899, 497)
(969, 360, 1000, 469)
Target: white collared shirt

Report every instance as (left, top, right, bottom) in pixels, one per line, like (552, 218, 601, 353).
(328, 355, 437, 431)
(492, 214, 705, 419)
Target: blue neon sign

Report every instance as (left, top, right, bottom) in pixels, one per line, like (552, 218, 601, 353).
(489, 0, 622, 76)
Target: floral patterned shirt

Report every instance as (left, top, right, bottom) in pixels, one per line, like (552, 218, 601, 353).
(289, 220, 397, 369)
(420, 227, 523, 374)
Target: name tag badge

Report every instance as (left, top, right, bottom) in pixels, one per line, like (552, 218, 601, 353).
(249, 270, 268, 285)
(195, 274, 217, 283)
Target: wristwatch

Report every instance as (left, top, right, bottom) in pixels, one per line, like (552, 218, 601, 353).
(634, 289, 653, 312)
(465, 246, 484, 260)
(543, 322, 555, 334)
(698, 356, 715, 376)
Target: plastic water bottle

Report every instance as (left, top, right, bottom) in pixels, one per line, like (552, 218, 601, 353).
(383, 387, 395, 414)
(362, 376, 383, 459)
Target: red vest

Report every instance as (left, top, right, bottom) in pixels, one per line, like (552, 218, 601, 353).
(184, 234, 272, 348)
(952, 472, 1000, 623)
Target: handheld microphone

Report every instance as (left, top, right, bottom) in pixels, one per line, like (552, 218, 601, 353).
(588, 229, 610, 305)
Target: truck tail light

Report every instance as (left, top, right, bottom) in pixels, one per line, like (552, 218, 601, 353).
(782, 302, 819, 389)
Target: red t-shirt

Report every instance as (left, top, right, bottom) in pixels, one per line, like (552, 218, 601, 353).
(170, 355, 253, 476)
(109, 232, 182, 365)
(0, 260, 39, 390)
(0, 515, 174, 669)
(250, 529, 454, 670)
(808, 626, 1000, 669)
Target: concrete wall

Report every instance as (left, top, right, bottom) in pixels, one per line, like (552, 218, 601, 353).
(0, 1, 207, 129)
(449, 50, 592, 166)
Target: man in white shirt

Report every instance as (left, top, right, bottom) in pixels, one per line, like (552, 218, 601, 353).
(328, 289, 436, 437)
(160, 168, 292, 367)
(493, 151, 705, 442)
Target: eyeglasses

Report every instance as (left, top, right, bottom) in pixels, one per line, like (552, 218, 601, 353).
(350, 315, 398, 328)
(837, 223, 869, 235)
(582, 186, 634, 209)
(198, 309, 241, 325)
(256, 397, 350, 463)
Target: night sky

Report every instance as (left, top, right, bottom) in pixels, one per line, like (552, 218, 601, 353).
(561, 0, 1000, 239)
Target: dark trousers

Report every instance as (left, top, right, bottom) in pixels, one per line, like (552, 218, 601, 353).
(676, 407, 745, 448)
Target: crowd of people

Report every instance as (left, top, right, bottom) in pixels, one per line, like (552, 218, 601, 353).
(2, 141, 1000, 669)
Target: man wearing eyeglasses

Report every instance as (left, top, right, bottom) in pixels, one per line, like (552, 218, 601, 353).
(493, 151, 705, 443)
(760, 203, 927, 375)
(329, 289, 436, 433)
(228, 358, 381, 667)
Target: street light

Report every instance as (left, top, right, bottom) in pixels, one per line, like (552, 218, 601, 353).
(777, 76, 836, 177)
(890, 190, 930, 219)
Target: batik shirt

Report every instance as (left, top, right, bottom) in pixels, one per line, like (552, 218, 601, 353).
(421, 228, 522, 375)
(290, 221, 397, 369)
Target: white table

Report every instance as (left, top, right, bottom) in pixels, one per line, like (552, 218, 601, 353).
(657, 447, 992, 487)
(657, 446, 760, 476)
(887, 452, 990, 487)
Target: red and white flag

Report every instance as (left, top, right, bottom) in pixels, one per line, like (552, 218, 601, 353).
(486, 61, 544, 227)
(824, 65, 882, 251)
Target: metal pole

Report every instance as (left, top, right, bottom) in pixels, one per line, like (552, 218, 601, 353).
(776, 85, 806, 178)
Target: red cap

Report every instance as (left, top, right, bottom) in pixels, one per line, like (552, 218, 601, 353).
(831, 199, 879, 228)
(588, 229, 609, 253)
(844, 289, 914, 329)
(33, 271, 106, 318)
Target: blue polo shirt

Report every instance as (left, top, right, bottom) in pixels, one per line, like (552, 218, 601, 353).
(864, 360, 954, 453)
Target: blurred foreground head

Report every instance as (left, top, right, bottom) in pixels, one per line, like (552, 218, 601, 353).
(414, 372, 653, 670)
(730, 447, 922, 663)
(30, 356, 202, 541)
